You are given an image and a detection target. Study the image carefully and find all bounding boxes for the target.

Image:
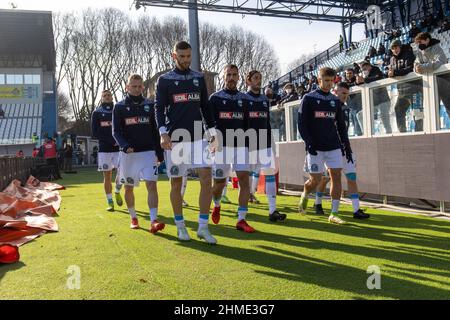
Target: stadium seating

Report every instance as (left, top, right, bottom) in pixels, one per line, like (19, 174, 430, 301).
(0, 103, 42, 144)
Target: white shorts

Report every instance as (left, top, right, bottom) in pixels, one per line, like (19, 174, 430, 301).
(166, 140, 212, 178)
(98, 152, 120, 171)
(249, 148, 277, 175)
(212, 147, 250, 179)
(321, 155, 357, 178)
(119, 151, 158, 186)
(304, 149, 343, 174)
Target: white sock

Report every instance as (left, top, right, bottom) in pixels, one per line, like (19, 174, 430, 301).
(351, 194, 360, 212)
(251, 173, 259, 194)
(198, 214, 209, 229)
(265, 176, 277, 214)
(331, 199, 340, 214)
(213, 196, 221, 208)
(181, 176, 187, 197)
(315, 192, 324, 205)
(237, 207, 247, 222)
(106, 194, 113, 202)
(150, 208, 158, 222)
(128, 207, 137, 219)
(174, 215, 185, 228)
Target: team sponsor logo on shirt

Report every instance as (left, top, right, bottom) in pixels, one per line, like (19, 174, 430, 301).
(125, 116, 150, 125)
(193, 78, 199, 87)
(249, 111, 268, 118)
(314, 111, 336, 119)
(173, 92, 201, 103)
(219, 112, 244, 120)
(100, 121, 112, 127)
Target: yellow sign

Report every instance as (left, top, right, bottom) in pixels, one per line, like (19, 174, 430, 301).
(0, 86, 24, 99)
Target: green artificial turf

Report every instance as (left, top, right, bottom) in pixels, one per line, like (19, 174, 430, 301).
(1, 168, 449, 300)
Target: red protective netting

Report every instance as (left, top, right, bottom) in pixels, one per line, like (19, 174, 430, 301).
(0, 176, 64, 264)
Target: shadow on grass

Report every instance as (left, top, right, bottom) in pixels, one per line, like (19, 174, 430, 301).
(152, 228, 449, 299)
(0, 261, 26, 284)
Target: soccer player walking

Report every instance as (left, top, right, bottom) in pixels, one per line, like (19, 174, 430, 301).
(245, 70, 286, 223)
(298, 67, 351, 225)
(91, 90, 123, 212)
(112, 74, 165, 233)
(210, 64, 255, 233)
(155, 41, 218, 244)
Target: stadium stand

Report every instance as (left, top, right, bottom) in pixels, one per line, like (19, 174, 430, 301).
(0, 9, 57, 156)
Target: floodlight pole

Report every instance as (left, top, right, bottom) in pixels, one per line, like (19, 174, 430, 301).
(188, 0, 201, 72)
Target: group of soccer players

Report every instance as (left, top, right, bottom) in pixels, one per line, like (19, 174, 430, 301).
(91, 40, 369, 246)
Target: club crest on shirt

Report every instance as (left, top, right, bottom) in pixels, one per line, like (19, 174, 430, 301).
(238, 100, 243, 107)
(175, 81, 179, 86)
(263, 101, 268, 108)
(193, 78, 199, 87)
(330, 100, 336, 107)
(316, 100, 321, 104)
(222, 100, 227, 105)
(144, 105, 150, 112)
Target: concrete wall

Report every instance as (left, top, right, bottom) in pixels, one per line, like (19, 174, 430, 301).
(278, 132, 450, 202)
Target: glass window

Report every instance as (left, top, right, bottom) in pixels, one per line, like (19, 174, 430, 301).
(436, 72, 450, 130)
(288, 104, 302, 141)
(270, 107, 287, 142)
(14, 74, 23, 84)
(370, 78, 424, 135)
(6, 74, 15, 84)
(24, 75, 33, 84)
(347, 92, 364, 136)
(32, 74, 41, 84)
(0, 74, 4, 85)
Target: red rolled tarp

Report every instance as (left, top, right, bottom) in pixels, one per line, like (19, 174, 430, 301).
(0, 176, 64, 263)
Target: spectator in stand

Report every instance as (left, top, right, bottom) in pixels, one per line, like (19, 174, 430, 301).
(339, 35, 344, 52)
(344, 68, 357, 87)
(42, 137, 62, 179)
(439, 18, 450, 33)
(15, 150, 24, 158)
(368, 46, 377, 58)
(409, 21, 421, 40)
(278, 83, 299, 106)
(0, 104, 4, 119)
(414, 32, 450, 118)
(63, 144, 73, 172)
(377, 43, 386, 56)
(353, 62, 361, 75)
(306, 76, 318, 93)
(344, 68, 363, 135)
(356, 61, 392, 133)
(388, 39, 421, 132)
(264, 87, 281, 107)
(333, 71, 342, 84)
(309, 64, 314, 72)
(32, 147, 40, 158)
(297, 83, 307, 98)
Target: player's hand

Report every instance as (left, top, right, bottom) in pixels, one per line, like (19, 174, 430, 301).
(388, 69, 395, 77)
(126, 147, 134, 154)
(161, 133, 172, 150)
(356, 75, 364, 84)
(209, 135, 219, 153)
(306, 144, 318, 156)
(344, 142, 353, 163)
(415, 65, 423, 74)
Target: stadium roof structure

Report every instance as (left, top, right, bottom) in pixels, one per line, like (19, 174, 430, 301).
(135, 0, 385, 25)
(0, 9, 56, 71)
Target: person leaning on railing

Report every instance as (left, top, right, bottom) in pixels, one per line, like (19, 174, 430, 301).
(414, 32, 450, 118)
(388, 39, 422, 132)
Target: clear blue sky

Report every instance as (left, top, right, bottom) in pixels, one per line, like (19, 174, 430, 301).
(0, 0, 366, 74)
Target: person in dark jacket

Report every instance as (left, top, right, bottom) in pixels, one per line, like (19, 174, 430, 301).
(279, 83, 299, 105)
(63, 144, 73, 172)
(344, 68, 363, 136)
(91, 89, 124, 211)
(409, 21, 421, 40)
(113, 74, 165, 234)
(368, 46, 377, 58)
(388, 40, 422, 132)
(356, 61, 392, 134)
(377, 43, 386, 56)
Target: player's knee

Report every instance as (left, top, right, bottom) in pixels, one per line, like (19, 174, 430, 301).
(345, 172, 357, 181)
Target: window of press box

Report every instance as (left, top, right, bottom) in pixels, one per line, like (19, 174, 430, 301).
(370, 78, 424, 135)
(0, 74, 4, 85)
(288, 104, 302, 141)
(24, 74, 41, 84)
(435, 72, 450, 130)
(270, 107, 287, 142)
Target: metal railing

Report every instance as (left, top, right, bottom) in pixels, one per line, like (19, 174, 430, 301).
(0, 156, 36, 191)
